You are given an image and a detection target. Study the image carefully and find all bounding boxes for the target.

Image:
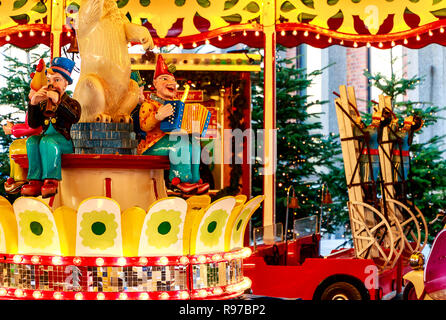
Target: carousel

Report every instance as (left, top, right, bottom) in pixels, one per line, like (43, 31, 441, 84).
(1, 0, 446, 301)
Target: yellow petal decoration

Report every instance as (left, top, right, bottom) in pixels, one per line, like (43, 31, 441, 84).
(13, 197, 61, 255)
(0, 197, 17, 254)
(199, 209, 229, 248)
(183, 195, 211, 255)
(145, 209, 182, 249)
(122, 206, 146, 256)
(79, 210, 119, 250)
(229, 195, 264, 250)
(18, 210, 56, 249)
(139, 197, 187, 256)
(190, 196, 235, 254)
(53, 206, 77, 256)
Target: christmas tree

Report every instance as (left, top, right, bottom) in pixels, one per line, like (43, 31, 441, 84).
(251, 45, 344, 238)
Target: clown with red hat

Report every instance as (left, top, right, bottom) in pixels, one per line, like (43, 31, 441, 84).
(137, 54, 209, 195)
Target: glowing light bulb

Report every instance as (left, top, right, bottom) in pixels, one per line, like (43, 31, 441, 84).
(429, 30, 433, 36)
(117, 257, 127, 266)
(292, 30, 297, 36)
(241, 247, 252, 258)
(224, 253, 234, 261)
(378, 42, 383, 48)
(52, 256, 62, 265)
(5, 35, 10, 41)
(197, 255, 207, 264)
(179, 44, 184, 49)
(41, 31, 46, 36)
(18, 32, 23, 38)
(391, 41, 396, 47)
(97, 293, 105, 300)
(328, 37, 332, 43)
(441, 27, 445, 33)
(139, 257, 148, 265)
(303, 30, 309, 37)
(159, 256, 169, 265)
(212, 254, 222, 261)
(179, 256, 189, 265)
(315, 33, 320, 40)
(255, 31, 259, 36)
(160, 292, 169, 300)
(0, 288, 7, 296)
(53, 292, 63, 300)
(416, 34, 421, 41)
(353, 42, 358, 48)
(75, 293, 83, 300)
(96, 258, 105, 266)
(242, 277, 252, 289)
(13, 255, 22, 263)
(31, 256, 40, 264)
(139, 292, 149, 300)
(280, 30, 285, 36)
(119, 293, 128, 300)
(15, 289, 24, 298)
(243, 30, 247, 36)
(205, 39, 210, 45)
(198, 290, 208, 298)
(192, 42, 197, 47)
(213, 287, 223, 295)
(33, 291, 43, 299)
(218, 35, 222, 41)
(29, 30, 35, 37)
(179, 291, 189, 300)
(404, 38, 408, 44)
(73, 257, 82, 265)
(67, 31, 71, 37)
(366, 42, 371, 48)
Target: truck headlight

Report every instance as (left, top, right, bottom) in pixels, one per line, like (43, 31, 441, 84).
(409, 252, 425, 270)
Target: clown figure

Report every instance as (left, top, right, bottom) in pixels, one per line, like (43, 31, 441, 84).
(358, 109, 390, 203)
(21, 57, 81, 198)
(138, 55, 209, 195)
(390, 114, 423, 187)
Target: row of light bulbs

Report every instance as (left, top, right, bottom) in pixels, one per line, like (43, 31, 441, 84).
(4, 27, 444, 48)
(3, 30, 74, 42)
(9, 247, 252, 267)
(278, 26, 446, 48)
(0, 277, 252, 300)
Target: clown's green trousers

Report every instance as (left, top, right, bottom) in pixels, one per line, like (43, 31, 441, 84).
(143, 134, 200, 183)
(26, 124, 73, 181)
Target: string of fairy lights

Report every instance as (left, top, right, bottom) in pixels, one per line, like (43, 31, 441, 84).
(3, 22, 446, 49)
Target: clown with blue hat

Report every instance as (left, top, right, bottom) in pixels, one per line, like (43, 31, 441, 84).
(21, 56, 81, 198)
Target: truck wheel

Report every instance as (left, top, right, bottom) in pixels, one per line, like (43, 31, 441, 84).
(403, 282, 419, 300)
(320, 282, 363, 300)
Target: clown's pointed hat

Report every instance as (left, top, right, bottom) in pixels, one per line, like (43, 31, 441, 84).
(154, 54, 175, 79)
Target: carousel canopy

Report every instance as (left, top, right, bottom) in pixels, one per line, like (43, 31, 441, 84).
(1, 0, 446, 50)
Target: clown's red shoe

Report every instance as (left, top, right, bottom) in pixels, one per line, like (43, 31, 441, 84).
(196, 182, 210, 195)
(21, 180, 43, 197)
(41, 179, 59, 198)
(4, 178, 27, 194)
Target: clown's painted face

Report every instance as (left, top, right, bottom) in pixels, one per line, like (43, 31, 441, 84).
(153, 74, 177, 100)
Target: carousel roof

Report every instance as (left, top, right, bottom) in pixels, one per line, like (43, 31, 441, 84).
(1, 0, 446, 50)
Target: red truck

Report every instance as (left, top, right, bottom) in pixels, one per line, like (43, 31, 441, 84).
(243, 216, 411, 300)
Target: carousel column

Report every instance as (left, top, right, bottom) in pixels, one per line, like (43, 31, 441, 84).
(262, 0, 277, 229)
(49, 0, 65, 58)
